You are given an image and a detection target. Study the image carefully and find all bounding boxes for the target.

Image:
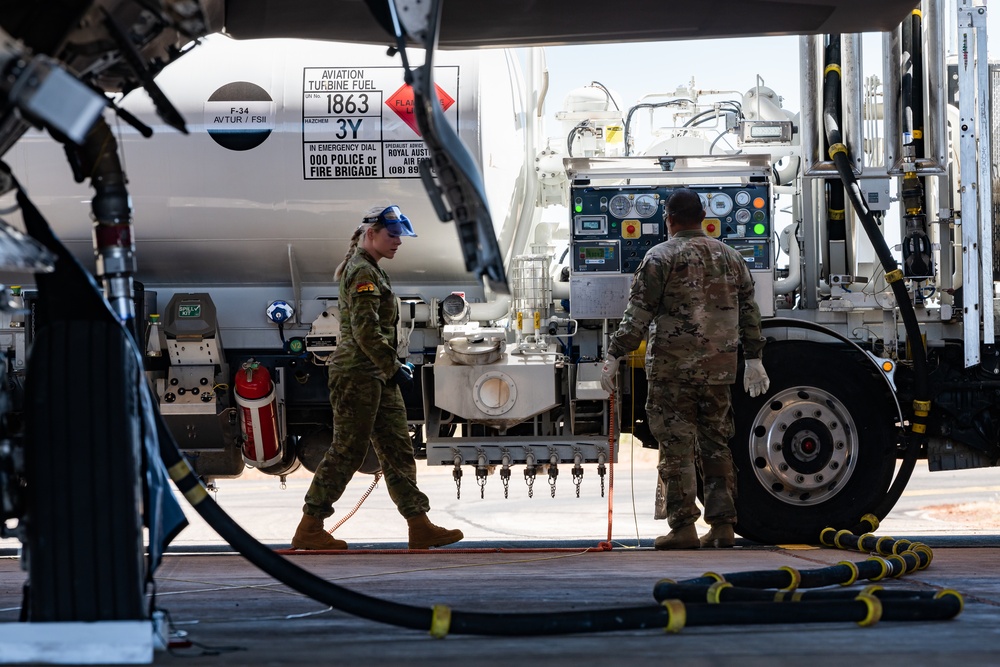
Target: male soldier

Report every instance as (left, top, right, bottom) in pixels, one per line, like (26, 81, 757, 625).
(601, 188, 769, 549)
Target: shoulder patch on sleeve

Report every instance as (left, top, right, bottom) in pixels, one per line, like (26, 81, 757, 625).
(356, 281, 376, 294)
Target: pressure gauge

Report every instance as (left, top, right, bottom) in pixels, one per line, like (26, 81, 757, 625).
(698, 193, 709, 211)
(707, 192, 733, 217)
(633, 194, 659, 218)
(609, 194, 632, 218)
(735, 208, 752, 224)
(735, 190, 751, 207)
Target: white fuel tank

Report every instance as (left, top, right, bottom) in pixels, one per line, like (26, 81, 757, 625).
(2, 35, 527, 292)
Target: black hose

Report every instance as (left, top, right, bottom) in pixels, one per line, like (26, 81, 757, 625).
(651, 529, 956, 624)
(821, 35, 928, 527)
(160, 394, 958, 635)
(655, 581, 955, 604)
(901, 11, 925, 159)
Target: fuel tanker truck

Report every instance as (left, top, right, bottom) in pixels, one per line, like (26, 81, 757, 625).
(0, 0, 997, 545)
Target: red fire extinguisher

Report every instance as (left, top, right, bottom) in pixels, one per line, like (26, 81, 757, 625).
(235, 359, 282, 468)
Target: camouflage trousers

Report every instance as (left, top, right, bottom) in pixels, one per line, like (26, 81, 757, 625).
(646, 382, 737, 529)
(303, 371, 430, 520)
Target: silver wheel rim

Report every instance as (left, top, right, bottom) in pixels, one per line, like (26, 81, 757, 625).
(747, 386, 859, 507)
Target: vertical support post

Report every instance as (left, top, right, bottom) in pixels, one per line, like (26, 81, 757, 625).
(973, 5, 994, 345)
(957, 0, 987, 366)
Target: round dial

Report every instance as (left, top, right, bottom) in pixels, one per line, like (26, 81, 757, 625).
(633, 194, 659, 218)
(698, 193, 709, 211)
(735, 208, 752, 224)
(707, 192, 734, 217)
(608, 195, 632, 218)
(735, 190, 752, 207)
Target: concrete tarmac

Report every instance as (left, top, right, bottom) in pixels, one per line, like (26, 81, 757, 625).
(2, 441, 1000, 665)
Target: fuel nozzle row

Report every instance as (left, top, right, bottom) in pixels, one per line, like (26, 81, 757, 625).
(448, 449, 605, 499)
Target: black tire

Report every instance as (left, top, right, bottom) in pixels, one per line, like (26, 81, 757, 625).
(731, 340, 897, 544)
(24, 321, 145, 621)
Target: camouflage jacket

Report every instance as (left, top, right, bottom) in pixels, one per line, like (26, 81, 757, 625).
(607, 229, 765, 384)
(330, 248, 401, 381)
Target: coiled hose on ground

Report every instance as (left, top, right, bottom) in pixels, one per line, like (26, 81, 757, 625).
(161, 408, 961, 635)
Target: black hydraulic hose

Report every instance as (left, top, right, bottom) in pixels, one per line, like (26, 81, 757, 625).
(911, 11, 924, 159)
(901, 14, 914, 145)
(822, 35, 928, 527)
(655, 581, 957, 604)
(159, 402, 957, 635)
(661, 553, 921, 594)
(901, 11, 925, 159)
(820, 525, 933, 567)
(651, 529, 958, 623)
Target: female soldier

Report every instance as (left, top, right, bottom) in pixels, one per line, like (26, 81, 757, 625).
(291, 205, 464, 550)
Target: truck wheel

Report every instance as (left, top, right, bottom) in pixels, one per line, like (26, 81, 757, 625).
(730, 340, 896, 544)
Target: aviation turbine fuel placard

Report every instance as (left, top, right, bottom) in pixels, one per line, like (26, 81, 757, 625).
(301, 66, 459, 180)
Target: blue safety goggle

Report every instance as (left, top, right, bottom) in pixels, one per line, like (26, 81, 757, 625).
(367, 205, 417, 238)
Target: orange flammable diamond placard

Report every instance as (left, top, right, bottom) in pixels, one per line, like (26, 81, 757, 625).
(385, 83, 455, 136)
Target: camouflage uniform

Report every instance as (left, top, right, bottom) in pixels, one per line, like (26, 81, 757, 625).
(607, 229, 765, 529)
(303, 247, 430, 520)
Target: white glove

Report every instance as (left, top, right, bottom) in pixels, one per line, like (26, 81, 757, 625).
(743, 358, 770, 398)
(600, 356, 620, 394)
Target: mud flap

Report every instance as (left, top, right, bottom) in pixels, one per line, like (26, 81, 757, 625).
(24, 320, 145, 621)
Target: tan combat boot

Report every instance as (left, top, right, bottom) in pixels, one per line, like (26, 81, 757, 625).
(653, 524, 700, 550)
(700, 524, 735, 548)
(291, 514, 348, 550)
(407, 514, 464, 549)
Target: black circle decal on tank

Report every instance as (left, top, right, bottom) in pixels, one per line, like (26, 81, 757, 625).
(205, 82, 275, 151)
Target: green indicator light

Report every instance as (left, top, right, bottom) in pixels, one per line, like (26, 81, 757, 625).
(753, 223, 766, 235)
(611, 222, 618, 228)
(574, 197, 583, 213)
(575, 203, 583, 213)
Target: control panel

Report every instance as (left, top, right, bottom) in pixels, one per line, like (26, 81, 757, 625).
(722, 239, 771, 271)
(571, 240, 621, 273)
(570, 183, 772, 274)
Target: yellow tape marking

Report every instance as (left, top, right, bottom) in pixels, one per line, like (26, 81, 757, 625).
(429, 604, 452, 639)
(828, 143, 848, 159)
(183, 484, 208, 505)
(837, 561, 859, 586)
(856, 594, 883, 627)
(167, 460, 191, 481)
(887, 554, 907, 578)
(661, 599, 687, 633)
(707, 581, 732, 604)
(935, 589, 964, 614)
(779, 566, 801, 592)
(866, 556, 889, 582)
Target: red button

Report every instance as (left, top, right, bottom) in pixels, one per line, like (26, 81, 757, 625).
(706, 223, 716, 233)
(626, 224, 636, 234)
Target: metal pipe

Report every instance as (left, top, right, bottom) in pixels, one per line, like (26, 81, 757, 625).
(800, 35, 823, 175)
(841, 33, 864, 175)
(773, 226, 801, 294)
